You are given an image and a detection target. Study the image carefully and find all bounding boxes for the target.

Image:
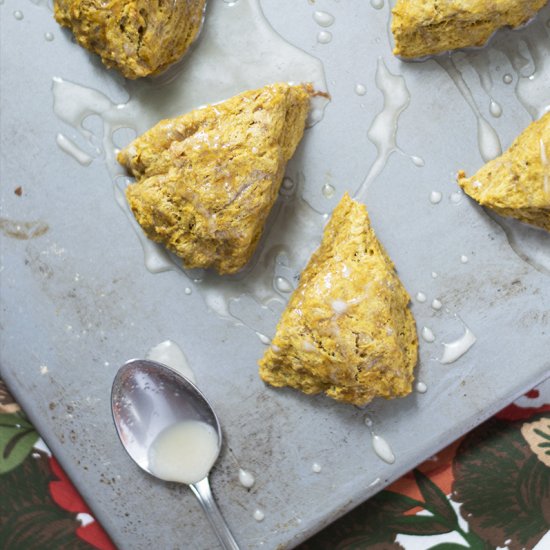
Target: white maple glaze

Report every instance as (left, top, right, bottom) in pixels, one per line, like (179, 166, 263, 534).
(440, 326, 477, 364)
(148, 421, 219, 484)
(146, 340, 196, 383)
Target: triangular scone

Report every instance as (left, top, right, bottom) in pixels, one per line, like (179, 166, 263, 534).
(391, 0, 547, 59)
(458, 113, 550, 232)
(54, 0, 206, 79)
(118, 83, 311, 274)
(259, 194, 418, 407)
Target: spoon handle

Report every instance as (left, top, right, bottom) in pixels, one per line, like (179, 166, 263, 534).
(190, 477, 240, 550)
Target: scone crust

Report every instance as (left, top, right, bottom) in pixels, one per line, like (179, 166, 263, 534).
(458, 112, 550, 232)
(118, 83, 311, 274)
(54, 0, 206, 78)
(391, 0, 548, 59)
(259, 194, 418, 407)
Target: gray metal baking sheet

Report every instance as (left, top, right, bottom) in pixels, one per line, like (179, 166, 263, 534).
(1, 1, 549, 549)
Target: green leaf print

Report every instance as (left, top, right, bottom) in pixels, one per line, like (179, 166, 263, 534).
(453, 414, 550, 550)
(384, 514, 452, 536)
(414, 469, 459, 528)
(0, 413, 38, 474)
(533, 426, 550, 457)
(427, 544, 470, 550)
(298, 489, 415, 549)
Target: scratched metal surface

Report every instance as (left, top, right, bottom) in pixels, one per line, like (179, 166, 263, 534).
(1, 1, 549, 549)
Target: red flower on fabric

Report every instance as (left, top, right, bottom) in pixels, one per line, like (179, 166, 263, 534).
(494, 390, 550, 421)
(48, 457, 116, 550)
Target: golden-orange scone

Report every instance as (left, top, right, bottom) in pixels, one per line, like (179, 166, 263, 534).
(54, 0, 206, 78)
(458, 112, 550, 232)
(118, 83, 312, 274)
(392, 0, 548, 58)
(259, 194, 418, 407)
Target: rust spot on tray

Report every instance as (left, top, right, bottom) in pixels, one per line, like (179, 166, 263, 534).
(0, 218, 49, 240)
(14, 186, 23, 196)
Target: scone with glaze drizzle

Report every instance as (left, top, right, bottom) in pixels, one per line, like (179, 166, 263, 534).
(458, 112, 550, 232)
(259, 194, 418, 407)
(118, 83, 312, 274)
(54, 0, 206, 79)
(391, 0, 548, 59)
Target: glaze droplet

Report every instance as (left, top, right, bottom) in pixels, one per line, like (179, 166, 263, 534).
(460, 255, 469, 264)
(45, 32, 54, 41)
(313, 10, 334, 28)
(440, 325, 477, 364)
(317, 31, 332, 44)
(489, 99, 502, 118)
(415, 292, 427, 303)
(416, 382, 427, 393)
(275, 276, 293, 293)
(355, 84, 367, 96)
(238, 468, 255, 488)
(431, 299, 442, 310)
(322, 183, 335, 198)
(253, 509, 265, 522)
(332, 300, 348, 314)
(372, 435, 395, 464)
(430, 191, 442, 204)
(503, 74, 513, 85)
(13, 10, 24, 20)
(312, 462, 322, 473)
(256, 332, 271, 345)
(370, 0, 384, 9)
(421, 327, 435, 343)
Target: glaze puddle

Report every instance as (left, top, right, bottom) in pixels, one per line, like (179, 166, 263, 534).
(146, 340, 196, 383)
(354, 58, 419, 199)
(437, 56, 502, 163)
(56, 133, 94, 166)
(439, 325, 477, 364)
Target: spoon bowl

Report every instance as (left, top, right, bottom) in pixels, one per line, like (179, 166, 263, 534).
(112, 359, 221, 473)
(111, 359, 239, 550)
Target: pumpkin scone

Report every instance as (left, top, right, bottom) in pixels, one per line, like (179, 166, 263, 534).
(118, 83, 312, 274)
(391, 0, 548, 59)
(458, 112, 550, 232)
(259, 194, 418, 407)
(54, 0, 206, 79)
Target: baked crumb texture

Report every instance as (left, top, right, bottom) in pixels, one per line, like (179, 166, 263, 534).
(259, 194, 418, 407)
(391, 0, 548, 59)
(54, 0, 206, 78)
(118, 83, 311, 274)
(458, 112, 550, 232)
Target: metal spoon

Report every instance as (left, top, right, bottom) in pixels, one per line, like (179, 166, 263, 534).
(111, 359, 240, 550)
